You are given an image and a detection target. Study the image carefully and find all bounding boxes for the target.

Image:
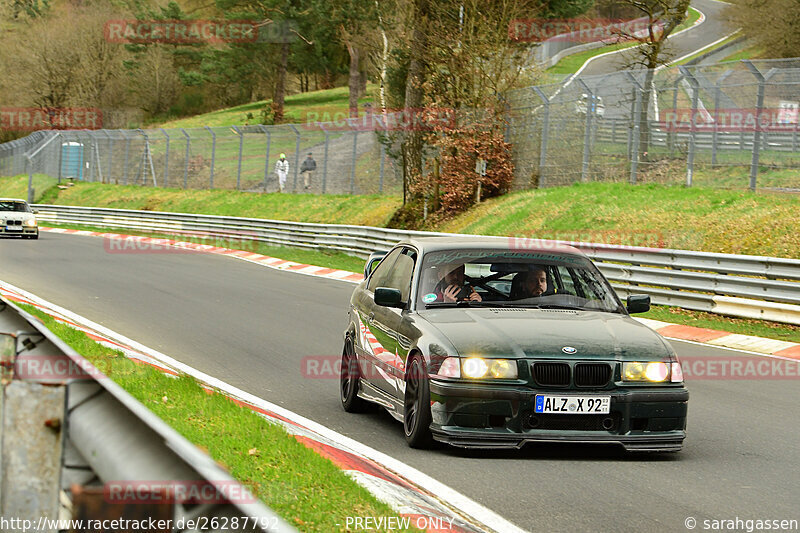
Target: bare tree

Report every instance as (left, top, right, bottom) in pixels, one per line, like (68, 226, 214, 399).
(615, 0, 692, 157)
(727, 0, 800, 58)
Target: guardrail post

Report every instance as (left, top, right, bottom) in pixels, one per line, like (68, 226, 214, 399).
(290, 124, 300, 192)
(321, 125, 329, 194)
(205, 126, 216, 189)
(160, 128, 170, 187)
(259, 125, 271, 192)
(233, 125, 243, 190)
(181, 129, 190, 189)
(679, 67, 700, 187)
(711, 71, 733, 168)
(576, 79, 594, 183)
(743, 61, 778, 192)
(532, 87, 550, 188)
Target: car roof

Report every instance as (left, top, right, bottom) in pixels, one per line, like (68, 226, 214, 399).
(398, 236, 585, 257)
(0, 198, 28, 203)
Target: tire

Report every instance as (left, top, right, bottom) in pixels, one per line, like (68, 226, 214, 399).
(404, 355, 433, 448)
(340, 335, 367, 413)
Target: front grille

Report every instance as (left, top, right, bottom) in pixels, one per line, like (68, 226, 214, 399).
(574, 363, 612, 387)
(5, 220, 21, 226)
(532, 362, 570, 387)
(527, 413, 620, 431)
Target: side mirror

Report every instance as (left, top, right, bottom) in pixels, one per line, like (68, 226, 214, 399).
(374, 287, 404, 308)
(32, 209, 39, 214)
(626, 294, 651, 314)
(364, 252, 386, 278)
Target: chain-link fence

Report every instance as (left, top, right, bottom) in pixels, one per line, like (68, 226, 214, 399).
(3, 59, 800, 198)
(0, 123, 402, 197)
(507, 58, 800, 191)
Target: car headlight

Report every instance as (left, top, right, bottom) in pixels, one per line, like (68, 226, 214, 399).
(462, 357, 517, 379)
(622, 362, 671, 382)
(25, 218, 37, 227)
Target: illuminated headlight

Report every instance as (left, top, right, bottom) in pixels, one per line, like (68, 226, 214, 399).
(25, 218, 37, 227)
(462, 357, 517, 379)
(622, 362, 670, 382)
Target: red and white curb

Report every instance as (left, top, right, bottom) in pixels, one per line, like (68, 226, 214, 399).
(41, 226, 800, 359)
(635, 318, 800, 360)
(0, 279, 526, 533)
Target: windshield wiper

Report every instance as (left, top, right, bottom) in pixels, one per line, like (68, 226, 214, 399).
(424, 300, 515, 309)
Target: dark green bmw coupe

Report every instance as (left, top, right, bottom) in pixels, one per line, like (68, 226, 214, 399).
(341, 237, 688, 452)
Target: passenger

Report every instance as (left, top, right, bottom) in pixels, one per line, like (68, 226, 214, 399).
(433, 263, 482, 303)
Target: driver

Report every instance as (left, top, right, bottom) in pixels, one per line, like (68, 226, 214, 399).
(513, 267, 548, 299)
(433, 263, 482, 303)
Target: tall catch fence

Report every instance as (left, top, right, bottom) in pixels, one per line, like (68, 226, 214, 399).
(506, 58, 800, 191)
(2, 59, 799, 197)
(0, 123, 401, 196)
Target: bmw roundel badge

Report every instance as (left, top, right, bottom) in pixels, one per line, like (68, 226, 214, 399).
(562, 346, 577, 354)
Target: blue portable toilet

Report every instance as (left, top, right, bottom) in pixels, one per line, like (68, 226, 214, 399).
(61, 142, 84, 180)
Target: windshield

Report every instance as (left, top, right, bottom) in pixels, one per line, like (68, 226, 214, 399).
(0, 201, 31, 212)
(417, 249, 623, 313)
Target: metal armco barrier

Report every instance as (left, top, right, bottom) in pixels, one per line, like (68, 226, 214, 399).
(33, 204, 800, 325)
(0, 295, 297, 533)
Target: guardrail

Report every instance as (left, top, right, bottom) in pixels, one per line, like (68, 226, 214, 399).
(33, 204, 800, 325)
(0, 293, 297, 533)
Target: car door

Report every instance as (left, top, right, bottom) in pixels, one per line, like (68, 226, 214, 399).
(363, 247, 417, 396)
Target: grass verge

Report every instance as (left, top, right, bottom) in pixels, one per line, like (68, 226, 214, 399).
(38, 221, 800, 344)
(18, 302, 419, 532)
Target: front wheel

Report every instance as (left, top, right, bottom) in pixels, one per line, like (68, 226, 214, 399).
(340, 335, 367, 412)
(404, 355, 433, 448)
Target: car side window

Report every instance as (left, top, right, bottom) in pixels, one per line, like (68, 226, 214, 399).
(367, 248, 401, 292)
(382, 248, 416, 303)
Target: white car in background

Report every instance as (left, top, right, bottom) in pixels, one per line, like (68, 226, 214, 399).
(0, 198, 39, 239)
(575, 94, 605, 117)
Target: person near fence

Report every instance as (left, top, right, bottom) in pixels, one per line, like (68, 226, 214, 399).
(275, 153, 289, 192)
(300, 152, 317, 190)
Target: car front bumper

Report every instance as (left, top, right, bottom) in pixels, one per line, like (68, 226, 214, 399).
(429, 379, 688, 452)
(0, 226, 38, 237)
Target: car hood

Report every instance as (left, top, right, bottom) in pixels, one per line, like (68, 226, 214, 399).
(0, 212, 33, 222)
(417, 308, 672, 361)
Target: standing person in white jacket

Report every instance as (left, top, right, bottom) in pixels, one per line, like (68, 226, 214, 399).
(275, 153, 289, 192)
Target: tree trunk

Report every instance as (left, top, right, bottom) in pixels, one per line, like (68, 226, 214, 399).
(402, 0, 430, 204)
(639, 59, 656, 160)
(272, 40, 289, 122)
(347, 42, 360, 118)
(359, 63, 367, 97)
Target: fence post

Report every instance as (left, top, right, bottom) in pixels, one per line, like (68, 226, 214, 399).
(711, 71, 733, 167)
(289, 124, 300, 192)
(321, 125, 329, 194)
(232, 125, 243, 191)
(350, 128, 359, 194)
(680, 67, 700, 187)
(533, 87, 550, 188)
(379, 140, 385, 194)
(161, 128, 170, 187)
(626, 72, 643, 184)
(259, 125, 271, 192)
(576, 80, 594, 183)
(57, 133, 63, 183)
(669, 75, 683, 154)
(104, 130, 114, 184)
(181, 129, 190, 189)
(743, 61, 777, 192)
(123, 131, 131, 185)
(205, 126, 216, 189)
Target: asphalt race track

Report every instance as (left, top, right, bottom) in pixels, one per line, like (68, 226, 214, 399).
(2, 232, 799, 532)
(580, 0, 734, 77)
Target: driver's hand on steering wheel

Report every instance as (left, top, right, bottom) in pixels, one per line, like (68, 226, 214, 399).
(467, 290, 482, 302)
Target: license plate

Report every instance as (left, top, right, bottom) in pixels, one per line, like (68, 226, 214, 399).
(5, 226, 21, 231)
(535, 394, 610, 414)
